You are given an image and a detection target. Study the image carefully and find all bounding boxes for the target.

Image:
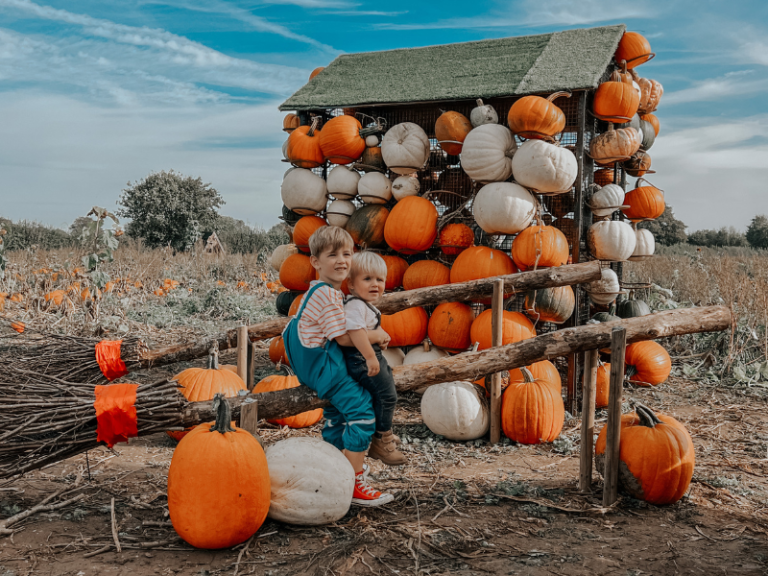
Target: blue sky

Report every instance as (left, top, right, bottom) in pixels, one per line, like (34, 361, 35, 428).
(1, 0, 767, 233)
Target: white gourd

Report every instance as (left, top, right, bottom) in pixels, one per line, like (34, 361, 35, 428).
(404, 342, 449, 394)
(325, 200, 356, 227)
(632, 228, 655, 258)
(381, 122, 430, 175)
(281, 168, 327, 215)
(358, 172, 392, 204)
(473, 182, 537, 235)
(365, 134, 379, 147)
(271, 244, 298, 272)
(587, 220, 636, 262)
(266, 437, 354, 526)
(326, 166, 360, 200)
(511, 140, 578, 194)
(469, 98, 499, 127)
(382, 347, 405, 367)
(461, 124, 517, 183)
(590, 184, 625, 218)
(421, 381, 490, 441)
(391, 175, 421, 201)
(586, 267, 621, 305)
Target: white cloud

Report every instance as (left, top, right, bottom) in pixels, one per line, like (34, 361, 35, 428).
(662, 70, 766, 106)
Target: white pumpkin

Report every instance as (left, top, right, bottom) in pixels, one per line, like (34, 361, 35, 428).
(358, 172, 392, 205)
(325, 199, 356, 227)
(590, 184, 625, 218)
(587, 220, 636, 262)
(282, 139, 289, 160)
(281, 168, 327, 215)
(365, 134, 379, 147)
(421, 381, 490, 441)
(391, 175, 421, 201)
(266, 437, 354, 526)
(632, 228, 655, 258)
(511, 140, 577, 194)
(404, 342, 449, 394)
(472, 182, 537, 235)
(271, 244, 298, 272)
(381, 122, 430, 175)
(470, 98, 499, 128)
(382, 347, 405, 367)
(586, 267, 621, 306)
(461, 124, 517, 183)
(326, 165, 360, 200)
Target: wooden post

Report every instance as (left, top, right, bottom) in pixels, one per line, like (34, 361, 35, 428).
(247, 342, 256, 391)
(579, 349, 599, 493)
(490, 279, 504, 444)
(240, 400, 260, 436)
(603, 327, 627, 506)
(236, 325, 248, 383)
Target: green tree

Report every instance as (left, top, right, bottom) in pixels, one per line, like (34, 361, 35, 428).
(117, 170, 224, 251)
(210, 217, 289, 255)
(638, 204, 687, 245)
(746, 215, 768, 249)
(688, 226, 747, 248)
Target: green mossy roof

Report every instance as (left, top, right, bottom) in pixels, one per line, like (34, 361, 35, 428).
(280, 24, 625, 111)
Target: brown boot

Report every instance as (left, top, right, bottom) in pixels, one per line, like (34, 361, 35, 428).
(368, 431, 408, 466)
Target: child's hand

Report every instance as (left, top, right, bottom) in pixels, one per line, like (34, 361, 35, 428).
(379, 332, 390, 350)
(366, 356, 380, 377)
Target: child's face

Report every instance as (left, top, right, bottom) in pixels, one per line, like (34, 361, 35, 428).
(310, 244, 353, 288)
(348, 270, 386, 303)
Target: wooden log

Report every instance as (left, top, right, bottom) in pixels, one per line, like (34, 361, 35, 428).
(141, 261, 602, 368)
(603, 327, 627, 507)
(579, 349, 598, 494)
(490, 279, 504, 444)
(180, 306, 731, 427)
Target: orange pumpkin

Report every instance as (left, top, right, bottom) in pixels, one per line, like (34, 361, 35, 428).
(286, 118, 323, 169)
(288, 292, 306, 316)
(593, 168, 615, 187)
(380, 307, 428, 347)
(625, 341, 671, 386)
(623, 151, 652, 178)
(9, 293, 23, 303)
(501, 367, 564, 444)
(402, 260, 451, 291)
(346, 205, 389, 249)
(438, 223, 474, 256)
(309, 66, 324, 80)
(511, 225, 569, 269)
(435, 111, 472, 155)
(640, 113, 660, 136)
(11, 320, 25, 334)
(44, 290, 67, 306)
(269, 336, 289, 366)
(318, 115, 368, 165)
(383, 196, 438, 255)
(167, 395, 270, 549)
(508, 360, 561, 393)
(615, 31, 653, 69)
(593, 72, 640, 123)
(595, 362, 611, 408)
(470, 309, 535, 351)
(450, 246, 517, 304)
(622, 180, 664, 221)
(382, 254, 409, 291)
(293, 215, 327, 252)
(279, 254, 317, 292)
(427, 302, 474, 353)
(283, 113, 300, 133)
(507, 92, 569, 139)
(254, 373, 323, 428)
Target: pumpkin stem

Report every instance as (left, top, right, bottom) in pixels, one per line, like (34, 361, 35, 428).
(423, 340, 430, 352)
(546, 91, 571, 102)
(210, 393, 235, 434)
(307, 116, 320, 137)
(520, 367, 535, 383)
(476, 99, 484, 107)
(635, 404, 663, 428)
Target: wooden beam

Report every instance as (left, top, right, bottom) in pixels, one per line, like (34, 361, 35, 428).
(490, 279, 504, 444)
(603, 327, 627, 507)
(579, 349, 598, 494)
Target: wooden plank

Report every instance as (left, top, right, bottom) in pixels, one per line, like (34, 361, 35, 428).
(603, 327, 627, 507)
(247, 342, 256, 391)
(579, 348, 599, 494)
(236, 325, 248, 383)
(490, 279, 504, 444)
(240, 400, 260, 436)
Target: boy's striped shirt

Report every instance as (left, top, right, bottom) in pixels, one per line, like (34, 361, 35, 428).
(295, 281, 347, 348)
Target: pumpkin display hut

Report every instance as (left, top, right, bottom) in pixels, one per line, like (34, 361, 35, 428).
(276, 24, 666, 416)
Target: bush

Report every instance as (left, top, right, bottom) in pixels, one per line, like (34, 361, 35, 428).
(210, 217, 289, 255)
(0, 218, 71, 251)
(746, 215, 768, 249)
(688, 227, 747, 248)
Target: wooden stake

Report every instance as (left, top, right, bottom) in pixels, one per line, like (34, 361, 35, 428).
(247, 342, 256, 391)
(236, 325, 248, 383)
(490, 279, 504, 444)
(579, 349, 599, 493)
(240, 400, 259, 437)
(603, 327, 627, 507)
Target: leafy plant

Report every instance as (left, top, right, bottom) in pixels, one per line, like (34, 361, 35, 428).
(746, 215, 768, 249)
(78, 207, 121, 289)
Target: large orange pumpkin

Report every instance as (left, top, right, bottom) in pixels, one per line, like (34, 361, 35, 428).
(346, 205, 389, 249)
(595, 405, 694, 505)
(380, 307, 428, 347)
(318, 115, 370, 165)
(435, 111, 472, 155)
(501, 368, 564, 444)
(624, 340, 671, 386)
(508, 360, 561, 393)
(507, 92, 569, 139)
(614, 31, 653, 69)
(269, 336, 289, 366)
(427, 302, 474, 353)
(593, 72, 640, 123)
(402, 260, 451, 291)
(288, 292, 306, 316)
(438, 223, 474, 256)
(450, 246, 517, 304)
(279, 253, 317, 291)
(622, 180, 664, 221)
(511, 225, 569, 269)
(470, 309, 535, 351)
(286, 118, 323, 169)
(383, 196, 438, 254)
(293, 215, 327, 253)
(253, 373, 323, 428)
(168, 395, 270, 549)
(595, 362, 611, 408)
(382, 254, 409, 290)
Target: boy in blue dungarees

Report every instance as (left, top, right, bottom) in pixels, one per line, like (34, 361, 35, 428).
(283, 226, 393, 507)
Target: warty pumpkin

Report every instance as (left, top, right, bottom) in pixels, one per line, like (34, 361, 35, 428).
(624, 340, 671, 386)
(623, 179, 664, 221)
(402, 260, 450, 291)
(501, 367, 564, 444)
(279, 253, 318, 291)
(460, 124, 517, 183)
(438, 222, 474, 256)
(345, 205, 389, 248)
(589, 123, 641, 163)
(281, 168, 328, 215)
(470, 98, 498, 127)
(435, 111, 472, 155)
(587, 220, 636, 261)
(380, 122, 430, 174)
(473, 182, 537, 235)
(428, 302, 474, 353)
(422, 381, 489, 440)
(293, 215, 327, 253)
(631, 70, 664, 114)
(326, 165, 360, 200)
(382, 254, 409, 290)
(319, 115, 379, 165)
(511, 224, 569, 269)
(507, 92, 569, 139)
(470, 309, 536, 351)
(286, 118, 323, 169)
(357, 172, 392, 205)
(593, 71, 640, 123)
(614, 31, 653, 69)
(383, 196, 438, 254)
(254, 372, 323, 428)
(524, 285, 575, 325)
(380, 307, 428, 347)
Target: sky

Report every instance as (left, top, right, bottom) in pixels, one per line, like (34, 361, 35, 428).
(1, 0, 767, 233)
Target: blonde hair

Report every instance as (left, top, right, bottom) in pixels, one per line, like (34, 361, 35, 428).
(308, 225, 354, 257)
(349, 251, 387, 281)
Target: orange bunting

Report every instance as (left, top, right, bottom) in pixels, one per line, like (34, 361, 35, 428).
(95, 339, 129, 381)
(94, 383, 139, 448)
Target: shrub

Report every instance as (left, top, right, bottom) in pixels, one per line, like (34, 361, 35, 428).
(746, 215, 768, 249)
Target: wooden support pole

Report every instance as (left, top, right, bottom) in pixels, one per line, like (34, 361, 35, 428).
(240, 399, 260, 438)
(490, 279, 504, 444)
(603, 327, 627, 507)
(579, 349, 599, 494)
(247, 342, 256, 391)
(236, 325, 248, 384)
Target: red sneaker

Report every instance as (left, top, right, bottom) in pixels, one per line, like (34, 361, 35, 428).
(351, 471, 394, 507)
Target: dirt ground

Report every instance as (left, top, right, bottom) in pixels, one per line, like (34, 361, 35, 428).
(2, 352, 768, 576)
